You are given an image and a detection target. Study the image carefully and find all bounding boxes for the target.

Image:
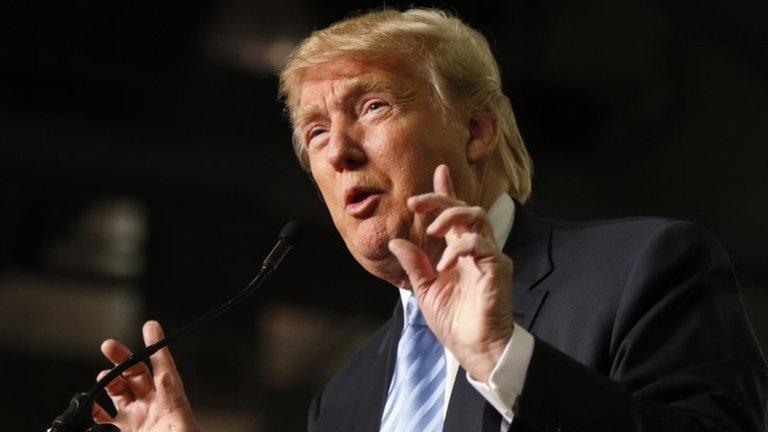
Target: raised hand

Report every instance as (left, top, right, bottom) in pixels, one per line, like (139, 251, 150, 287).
(93, 321, 200, 432)
(388, 164, 515, 382)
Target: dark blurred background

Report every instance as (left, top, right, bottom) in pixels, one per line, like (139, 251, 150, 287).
(1, 0, 766, 430)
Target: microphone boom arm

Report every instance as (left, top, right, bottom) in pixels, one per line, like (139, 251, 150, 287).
(47, 221, 302, 432)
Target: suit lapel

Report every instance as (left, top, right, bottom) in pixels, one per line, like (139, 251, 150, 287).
(314, 300, 402, 432)
(376, 301, 403, 426)
(505, 203, 553, 330)
(353, 301, 402, 432)
(443, 203, 553, 431)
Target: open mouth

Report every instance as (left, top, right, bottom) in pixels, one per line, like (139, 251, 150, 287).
(345, 187, 383, 218)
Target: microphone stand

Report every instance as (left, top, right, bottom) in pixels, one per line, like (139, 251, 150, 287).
(46, 221, 302, 432)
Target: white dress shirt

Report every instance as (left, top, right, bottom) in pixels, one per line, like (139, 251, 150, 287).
(396, 193, 535, 431)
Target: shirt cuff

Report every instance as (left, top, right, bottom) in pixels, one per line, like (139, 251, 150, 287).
(465, 323, 535, 423)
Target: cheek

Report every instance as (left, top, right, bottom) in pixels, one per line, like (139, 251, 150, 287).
(373, 124, 434, 187)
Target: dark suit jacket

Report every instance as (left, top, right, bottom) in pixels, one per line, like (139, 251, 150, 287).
(307, 205, 768, 432)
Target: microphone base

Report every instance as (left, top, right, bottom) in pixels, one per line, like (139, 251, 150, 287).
(48, 392, 99, 432)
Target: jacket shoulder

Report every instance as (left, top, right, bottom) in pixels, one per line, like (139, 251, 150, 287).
(530, 215, 728, 363)
(547, 215, 722, 268)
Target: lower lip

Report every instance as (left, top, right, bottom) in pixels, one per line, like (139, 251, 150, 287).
(345, 194, 382, 218)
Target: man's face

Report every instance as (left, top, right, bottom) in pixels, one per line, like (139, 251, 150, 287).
(296, 58, 476, 284)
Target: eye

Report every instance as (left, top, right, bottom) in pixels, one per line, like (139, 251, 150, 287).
(306, 127, 327, 145)
(363, 100, 389, 115)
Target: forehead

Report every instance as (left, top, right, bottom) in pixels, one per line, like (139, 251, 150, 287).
(297, 58, 419, 110)
(302, 58, 387, 85)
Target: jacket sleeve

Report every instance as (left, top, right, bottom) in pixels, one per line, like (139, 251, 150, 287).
(514, 221, 768, 432)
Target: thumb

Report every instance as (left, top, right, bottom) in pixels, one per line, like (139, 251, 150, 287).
(388, 238, 436, 295)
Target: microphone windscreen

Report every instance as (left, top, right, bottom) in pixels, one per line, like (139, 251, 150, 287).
(279, 220, 303, 244)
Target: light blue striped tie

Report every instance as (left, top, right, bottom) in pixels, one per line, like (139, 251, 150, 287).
(380, 296, 446, 432)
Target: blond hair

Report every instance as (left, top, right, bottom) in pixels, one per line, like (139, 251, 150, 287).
(279, 8, 533, 202)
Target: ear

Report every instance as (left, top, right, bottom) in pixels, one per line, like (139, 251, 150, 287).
(466, 111, 498, 164)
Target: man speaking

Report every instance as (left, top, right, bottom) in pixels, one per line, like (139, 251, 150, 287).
(92, 8, 767, 432)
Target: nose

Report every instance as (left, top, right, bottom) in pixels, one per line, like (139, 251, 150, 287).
(325, 124, 366, 172)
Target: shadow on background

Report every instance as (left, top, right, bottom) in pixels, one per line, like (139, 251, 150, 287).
(1, 1, 766, 430)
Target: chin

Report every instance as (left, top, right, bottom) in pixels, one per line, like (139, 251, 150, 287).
(352, 231, 392, 263)
(358, 253, 409, 287)
(344, 217, 408, 284)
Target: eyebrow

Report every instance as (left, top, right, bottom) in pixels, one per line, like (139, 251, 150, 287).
(294, 74, 412, 131)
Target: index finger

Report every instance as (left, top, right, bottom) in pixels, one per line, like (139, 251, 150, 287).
(434, 164, 455, 198)
(142, 320, 178, 376)
(407, 193, 464, 214)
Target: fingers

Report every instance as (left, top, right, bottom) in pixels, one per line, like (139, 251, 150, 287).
(408, 193, 465, 214)
(406, 165, 462, 213)
(388, 238, 436, 293)
(101, 339, 154, 400)
(142, 321, 188, 405)
(434, 164, 455, 197)
(96, 369, 133, 412)
(410, 166, 494, 242)
(397, 163, 499, 276)
(145, 321, 193, 413)
(426, 206, 493, 240)
(92, 399, 115, 424)
(436, 233, 498, 272)
(143, 321, 178, 378)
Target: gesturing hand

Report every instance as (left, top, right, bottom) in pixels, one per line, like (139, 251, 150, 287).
(388, 164, 515, 382)
(92, 321, 200, 432)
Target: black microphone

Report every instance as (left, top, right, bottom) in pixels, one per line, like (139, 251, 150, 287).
(47, 221, 303, 432)
(262, 220, 303, 273)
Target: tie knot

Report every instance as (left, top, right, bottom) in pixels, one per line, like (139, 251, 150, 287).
(405, 296, 427, 327)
